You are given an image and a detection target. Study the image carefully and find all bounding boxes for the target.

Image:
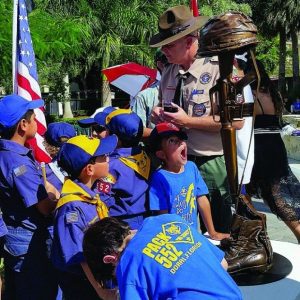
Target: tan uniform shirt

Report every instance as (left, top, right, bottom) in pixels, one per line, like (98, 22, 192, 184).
(159, 57, 223, 156)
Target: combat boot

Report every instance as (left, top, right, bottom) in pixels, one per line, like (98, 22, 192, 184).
(220, 214, 270, 274)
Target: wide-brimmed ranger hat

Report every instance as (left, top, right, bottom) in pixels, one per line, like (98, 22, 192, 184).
(149, 5, 209, 48)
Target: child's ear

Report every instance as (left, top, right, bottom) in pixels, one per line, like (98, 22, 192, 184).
(85, 164, 94, 176)
(155, 149, 165, 160)
(103, 254, 118, 265)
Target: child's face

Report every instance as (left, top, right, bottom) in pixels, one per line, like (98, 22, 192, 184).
(92, 155, 110, 178)
(26, 113, 38, 138)
(159, 135, 187, 171)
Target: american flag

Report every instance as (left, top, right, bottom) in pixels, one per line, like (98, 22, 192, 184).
(12, 0, 51, 163)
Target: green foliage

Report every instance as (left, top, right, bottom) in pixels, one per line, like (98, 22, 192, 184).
(255, 35, 279, 74)
(200, 0, 251, 16)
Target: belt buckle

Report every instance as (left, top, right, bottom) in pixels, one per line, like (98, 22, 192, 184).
(228, 105, 244, 121)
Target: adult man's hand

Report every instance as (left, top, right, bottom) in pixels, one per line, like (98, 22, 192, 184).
(150, 106, 164, 124)
(162, 103, 190, 127)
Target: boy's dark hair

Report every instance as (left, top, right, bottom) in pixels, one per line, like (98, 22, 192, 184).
(83, 217, 131, 283)
(0, 109, 34, 140)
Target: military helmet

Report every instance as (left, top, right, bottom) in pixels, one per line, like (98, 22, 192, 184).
(198, 12, 258, 56)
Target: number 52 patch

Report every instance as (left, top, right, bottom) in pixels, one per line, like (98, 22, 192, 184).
(96, 180, 111, 194)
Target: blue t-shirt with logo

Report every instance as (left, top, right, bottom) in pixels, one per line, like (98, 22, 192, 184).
(149, 161, 208, 229)
(117, 214, 242, 300)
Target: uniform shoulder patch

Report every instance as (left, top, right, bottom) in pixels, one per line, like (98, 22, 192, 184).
(65, 211, 79, 224)
(199, 72, 212, 84)
(13, 165, 27, 177)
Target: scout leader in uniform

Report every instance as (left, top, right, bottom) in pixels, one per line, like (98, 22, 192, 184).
(150, 5, 244, 234)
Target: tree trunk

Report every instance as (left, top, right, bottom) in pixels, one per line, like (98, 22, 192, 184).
(100, 59, 111, 107)
(101, 79, 112, 107)
(291, 30, 300, 87)
(278, 28, 287, 97)
(62, 74, 74, 118)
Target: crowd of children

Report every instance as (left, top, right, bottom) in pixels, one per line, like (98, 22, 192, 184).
(0, 94, 240, 299)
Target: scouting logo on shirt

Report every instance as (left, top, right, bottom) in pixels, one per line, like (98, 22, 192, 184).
(162, 221, 194, 244)
(193, 103, 206, 116)
(65, 211, 79, 224)
(199, 72, 212, 84)
(13, 165, 27, 177)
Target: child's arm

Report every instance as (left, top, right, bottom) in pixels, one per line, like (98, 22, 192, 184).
(36, 180, 60, 215)
(221, 258, 228, 271)
(197, 196, 230, 241)
(81, 262, 118, 300)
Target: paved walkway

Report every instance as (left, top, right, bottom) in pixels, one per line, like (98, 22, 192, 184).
(252, 158, 300, 244)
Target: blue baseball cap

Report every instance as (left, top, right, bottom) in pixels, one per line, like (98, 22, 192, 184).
(0, 94, 44, 128)
(77, 107, 106, 127)
(95, 108, 143, 145)
(44, 122, 77, 147)
(94, 107, 117, 126)
(57, 135, 118, 178)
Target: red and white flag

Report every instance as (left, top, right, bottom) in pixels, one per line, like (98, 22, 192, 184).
(12, 0, 51, 163)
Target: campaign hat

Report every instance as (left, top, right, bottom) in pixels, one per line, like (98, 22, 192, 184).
(150, 5, 209, 47)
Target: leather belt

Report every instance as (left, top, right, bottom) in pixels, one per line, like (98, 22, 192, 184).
(228, 103, 254, 119)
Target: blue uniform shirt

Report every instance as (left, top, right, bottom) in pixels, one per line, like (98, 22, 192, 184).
(117, 214, 242, 300)
(95, 146, 150, 227)
(0, 140, 49, 258)
(149, 161, 208, 229)
(52, 179, 101, 275)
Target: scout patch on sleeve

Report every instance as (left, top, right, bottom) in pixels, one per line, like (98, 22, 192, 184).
(193, 103, 206, 116)
(199, 72, 212, 84)
(65, 211, 79, 224)
(13, 165, 27, 177)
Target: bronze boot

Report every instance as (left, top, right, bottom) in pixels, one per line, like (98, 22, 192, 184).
(221, 214, 270, 274)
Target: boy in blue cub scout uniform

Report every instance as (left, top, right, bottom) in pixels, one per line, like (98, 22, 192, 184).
(83, 214, 242, 300)
(93, 107, 151, 230)
(0, 94, 60, 300)
(148, 123, 229, 241)
(52, 135, 118, 300)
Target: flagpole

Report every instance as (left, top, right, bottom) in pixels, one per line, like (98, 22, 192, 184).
(12, 0, 19, 93)
(190, 0, 199, 17)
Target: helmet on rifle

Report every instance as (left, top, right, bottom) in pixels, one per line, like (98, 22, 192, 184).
(198, 12, 258, 57)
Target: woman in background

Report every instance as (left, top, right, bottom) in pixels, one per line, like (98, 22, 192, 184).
(245, 60, 300, 242)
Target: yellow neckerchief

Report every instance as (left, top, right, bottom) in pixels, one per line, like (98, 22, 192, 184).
(119, 150, 150, 180)
(56, 179, 108, 219)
